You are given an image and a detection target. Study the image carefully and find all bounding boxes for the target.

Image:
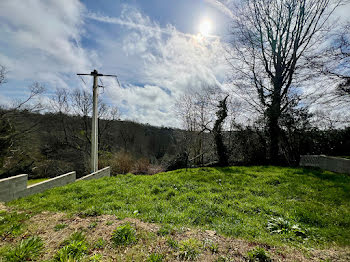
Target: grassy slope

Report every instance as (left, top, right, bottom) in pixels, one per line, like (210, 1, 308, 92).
(9, 166, 350, 248)
(27, 178, 49, 186)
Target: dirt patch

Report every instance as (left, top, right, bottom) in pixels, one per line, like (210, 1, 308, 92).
(1, 211, 349, 261)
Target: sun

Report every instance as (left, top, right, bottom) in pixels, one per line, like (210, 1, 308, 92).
(199, 19, 212, 37)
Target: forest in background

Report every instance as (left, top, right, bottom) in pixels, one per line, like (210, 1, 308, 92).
(1, 107, 349, 179)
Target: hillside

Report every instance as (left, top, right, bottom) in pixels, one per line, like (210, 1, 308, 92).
(1, 166, 350, 261)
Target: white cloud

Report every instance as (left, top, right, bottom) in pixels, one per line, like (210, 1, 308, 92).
(0, 0, 93, 86)
(92, 7, 230, 127)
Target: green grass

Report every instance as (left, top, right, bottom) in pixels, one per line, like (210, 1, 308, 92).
(27, 178, 49, 186)
(8, 166, 350, 247)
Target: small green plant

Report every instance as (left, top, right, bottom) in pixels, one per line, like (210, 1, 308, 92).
(106, 221, 114, 226)
(61, 231, 86, 246)
(54, 223, 68, 231)
(151, 186, 161, 194)
(3, 236, 44, 262)
(93, 238, 106, 249)
(78, 206, 102, 218)
(0, 211, 29, 237)
(247, 247, 271, 262)
(147, 252, 164, 262)
(215, 256, 227, 262)
(111, 223, 137, 247)
(203, 239, 218, 254)
(88, 222, 98, 229)
(166, 238, 179, 249)
(267, 217, 292, 234)
(178, 238, 201, 260)
(157, 224, 174, 236)
(267, 217, 307, 238)
(89, 253, 102, 261)
(55, 240, 88, 261)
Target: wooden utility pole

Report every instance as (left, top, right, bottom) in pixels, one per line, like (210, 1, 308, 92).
(77, 69, 118, 172)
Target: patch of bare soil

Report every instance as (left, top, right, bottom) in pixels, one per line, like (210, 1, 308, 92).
(2, 211, 350, 261)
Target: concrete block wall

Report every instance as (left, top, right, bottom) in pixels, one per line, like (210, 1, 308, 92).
(77, 166, 110, 181)
(0, 174, 28, 202)
(0, 166, 110, 202)
(300, 155, 350, 174)
(25, 171, 76, 197)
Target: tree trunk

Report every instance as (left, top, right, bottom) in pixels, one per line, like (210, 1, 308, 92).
(213, 96, 229, 166)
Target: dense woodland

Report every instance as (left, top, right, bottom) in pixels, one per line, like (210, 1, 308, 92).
(0, 107, 349, 179)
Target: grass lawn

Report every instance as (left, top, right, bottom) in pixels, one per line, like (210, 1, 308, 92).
(8, 166, 350, 248)
(27, 178, 49, 186)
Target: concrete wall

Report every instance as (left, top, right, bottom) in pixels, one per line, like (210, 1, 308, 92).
(0, 166, 111, 202)
(25, 171, 76, 197)
(0, 174, 28, 202)
(77, 166, 110, 181)
(300, 155, 350, 174)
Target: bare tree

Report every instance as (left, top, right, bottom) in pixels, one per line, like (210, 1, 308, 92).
(228, 0, 344, 163)
(309, 22, 350, 98)
(0, 67, 45, 178)
(213, 95, 229, 166)
(51, 88, 70, 114)
(0, 65, 7, 87)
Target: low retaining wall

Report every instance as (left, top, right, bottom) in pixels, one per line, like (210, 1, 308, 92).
(77, 166, 110, 181)
(0, 174, 28, 202)
(0, 166, 111, 202)
(300, 155, 350, 174)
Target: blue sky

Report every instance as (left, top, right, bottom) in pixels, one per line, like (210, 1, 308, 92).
(0, 0, 349, 127)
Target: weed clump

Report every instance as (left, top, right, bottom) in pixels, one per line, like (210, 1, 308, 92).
(247, 247, 271, 262)
(55, 232, 89, 262)
(157, 224, 174, 236)
(0, 211, 30, 237)
(267, 217, 307, 238)
(78, 206, 102, 218)
(147, 252, 164, 262)
(93, 238, 106, 249)
(3, 236, 44, 262)
(111, 223, 137, 247)
(89, 253, 103, 261)
(166, 238, 179, 250)
(178, 238, 202, 260)
(54, 223, 68, 231)
(203, 239, 218, 254)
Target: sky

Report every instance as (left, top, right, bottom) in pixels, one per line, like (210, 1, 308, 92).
(0, 0, 349, 128)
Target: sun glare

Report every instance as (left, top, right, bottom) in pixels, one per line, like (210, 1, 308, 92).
(199, 19, 212, 37)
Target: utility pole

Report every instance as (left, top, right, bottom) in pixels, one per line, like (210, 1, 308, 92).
(77, 69, 118, 172)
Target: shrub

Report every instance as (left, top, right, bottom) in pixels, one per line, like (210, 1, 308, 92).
(247, 247, 271, 262)
(132, 158, 150, 174)
(111, 223, 137, 247)
(147, 164, 165, 175)
(112, 151, 134, 174)
(147, 252, 164, 262)
(178, 238, 201, 260)
(3, 236, 44, 262)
